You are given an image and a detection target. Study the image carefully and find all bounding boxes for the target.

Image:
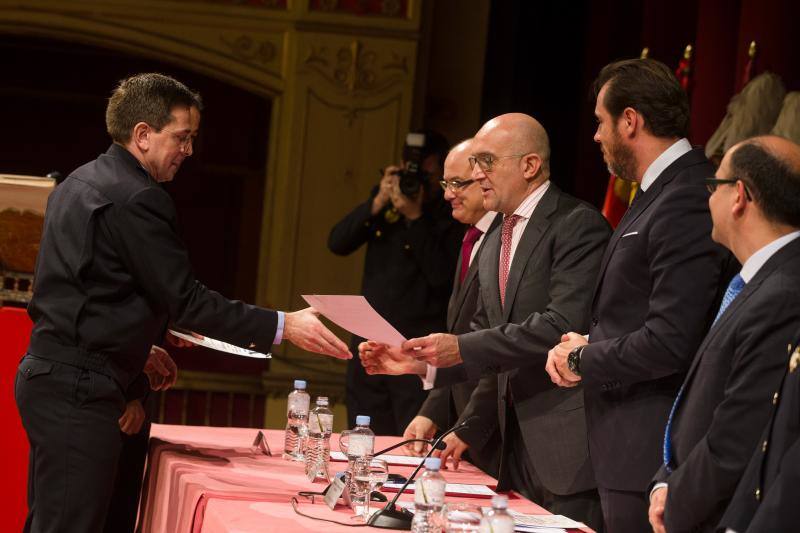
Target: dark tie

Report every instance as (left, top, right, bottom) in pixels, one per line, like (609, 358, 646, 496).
(662, 273, 746, 473)
(499, 215, 521, 307)
(459, 226, 483, 285)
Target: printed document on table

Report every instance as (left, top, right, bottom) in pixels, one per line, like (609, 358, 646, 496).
(382, 482, 496, 498)
(167, 330, 271, 359)
(302, 295, 406, 347)
(508, 509, 585, 530)
(330, 451, 424, 466)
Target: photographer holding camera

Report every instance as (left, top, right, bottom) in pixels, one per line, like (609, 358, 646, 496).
(329, 130, 462, 435)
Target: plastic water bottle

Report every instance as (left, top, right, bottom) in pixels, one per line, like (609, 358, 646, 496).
(304, 396, 333, 479)
(345, 415, 375, 505)
(411, 457, 446, 533)
(283, 379, 310, 461)
(479, 495, 515, 533)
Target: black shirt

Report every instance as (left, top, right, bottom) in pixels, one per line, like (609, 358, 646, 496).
(328, 187, 462, 340)
(28, 144, 278, 391)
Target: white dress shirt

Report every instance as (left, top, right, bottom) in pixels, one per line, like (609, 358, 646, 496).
(740, 231, 800, 282)
(640, 138, 692, 192)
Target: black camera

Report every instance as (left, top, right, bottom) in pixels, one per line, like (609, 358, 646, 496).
(396, 132, 428, 197)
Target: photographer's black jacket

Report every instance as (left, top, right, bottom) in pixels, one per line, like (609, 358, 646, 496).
(27, 144, 279, 394)
(328, 187, 462, 340)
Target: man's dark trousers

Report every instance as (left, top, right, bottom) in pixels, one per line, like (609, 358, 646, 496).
(16, 354, 125, 533)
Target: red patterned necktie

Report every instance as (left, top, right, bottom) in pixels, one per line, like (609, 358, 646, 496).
(499, 214, 521, 307)
(459, 226, 483, 285)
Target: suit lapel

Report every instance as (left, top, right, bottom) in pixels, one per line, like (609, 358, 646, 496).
(685, 238, 800, 380)
(502, 185, 559, 321)
(446, 251, 466, 332)
(480, 224, 504, 324)
(448, 214, 502, 330)
(591, 148, 708, 304)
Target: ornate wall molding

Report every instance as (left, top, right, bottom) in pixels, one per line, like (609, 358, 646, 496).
(303, 40, 408, 95)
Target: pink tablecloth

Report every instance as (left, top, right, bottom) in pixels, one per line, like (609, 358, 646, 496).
(138, 424, 593, 533)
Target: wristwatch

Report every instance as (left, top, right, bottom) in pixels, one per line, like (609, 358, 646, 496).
(567, 346, 584, 375)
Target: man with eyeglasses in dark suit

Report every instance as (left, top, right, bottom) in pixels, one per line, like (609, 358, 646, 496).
(645, 135, 800, 533)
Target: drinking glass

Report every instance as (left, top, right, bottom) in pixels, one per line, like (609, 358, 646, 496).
(444, 502, 483, 532)
(352, 457, 389, 521)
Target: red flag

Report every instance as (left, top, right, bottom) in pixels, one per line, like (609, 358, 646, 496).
(675, 44, 693, 94)
(741, 40, 757, 90)
(601, 175, 638, 228)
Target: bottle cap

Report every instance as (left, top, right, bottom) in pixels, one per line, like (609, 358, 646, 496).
(355, 415, 371, 426)
(293, 379, 307, 390)
(491, 494, 508, 509)
(316, 396, 329, 406)
(424, 457, 441, 471)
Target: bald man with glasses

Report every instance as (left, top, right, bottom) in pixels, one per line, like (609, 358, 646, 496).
(361, 113, 611, 530)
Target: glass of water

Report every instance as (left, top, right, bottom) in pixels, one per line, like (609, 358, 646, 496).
(352, 457, 389, 521)
(444, 502, 484, 532)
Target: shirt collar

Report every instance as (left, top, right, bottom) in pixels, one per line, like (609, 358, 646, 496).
(740, 231, 800, 283)
(474, 211, 497, 233)
(640, 138, 692, 192)
(512, 180, 551, 220)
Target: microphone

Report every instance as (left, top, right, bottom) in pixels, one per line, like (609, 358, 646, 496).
(367, 416, 478, 530)
(373, 439, 446, 457)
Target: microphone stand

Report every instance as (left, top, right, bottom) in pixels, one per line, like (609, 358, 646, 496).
(374, 439, 446, 457)
(367, 416, 477, 530)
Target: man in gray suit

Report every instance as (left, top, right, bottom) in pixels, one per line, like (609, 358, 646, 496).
(361, 113, 611, 530)
(402, 139, 502, 476)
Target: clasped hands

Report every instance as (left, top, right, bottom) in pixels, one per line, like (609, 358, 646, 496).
(545, 332, 585, 388)
(359, 331, 587, 390)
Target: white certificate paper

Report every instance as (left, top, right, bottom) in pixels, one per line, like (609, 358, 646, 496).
(167, 330, 271, 359)
(302, 295, 406, 347)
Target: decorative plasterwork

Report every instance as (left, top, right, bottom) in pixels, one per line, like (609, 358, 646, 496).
(303, 40, 408, 95)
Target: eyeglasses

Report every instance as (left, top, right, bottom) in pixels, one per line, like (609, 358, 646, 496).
(158, 127, 195, 152)
(468, 153, 528, 172)
(705, 177, 752, 201)
(439, 178, 476, 192)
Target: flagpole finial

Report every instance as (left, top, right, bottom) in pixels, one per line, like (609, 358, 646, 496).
(640, 47, 650, 59)
(684, 44, 693, 60)
(748, 41, 757, 59)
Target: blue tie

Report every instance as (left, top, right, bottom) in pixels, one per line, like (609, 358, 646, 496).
(662, 273, 745, 473)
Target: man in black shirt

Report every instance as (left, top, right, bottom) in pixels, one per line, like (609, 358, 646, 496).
(328, 132, 462, 434)
(15, 73, 349, 533)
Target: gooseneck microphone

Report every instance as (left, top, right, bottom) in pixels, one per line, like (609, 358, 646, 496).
(373, 439, 446, 457)
(367, 416, 478, 530)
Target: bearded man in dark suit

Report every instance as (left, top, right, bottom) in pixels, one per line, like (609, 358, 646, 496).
(546, 59, 734, 532)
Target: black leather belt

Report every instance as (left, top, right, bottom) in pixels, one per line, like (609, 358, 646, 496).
(27, 335, 114, 377)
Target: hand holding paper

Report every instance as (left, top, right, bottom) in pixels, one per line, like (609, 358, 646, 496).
(401, 333, 463, 368)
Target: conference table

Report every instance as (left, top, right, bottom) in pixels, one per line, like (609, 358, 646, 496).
(138, 424, 593, 532)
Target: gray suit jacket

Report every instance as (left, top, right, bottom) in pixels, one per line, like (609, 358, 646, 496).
(418, 214, 502, 476)
(437, 183, 611, 495)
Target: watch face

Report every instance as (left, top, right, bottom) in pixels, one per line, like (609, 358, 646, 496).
(568, 348, 580, 374)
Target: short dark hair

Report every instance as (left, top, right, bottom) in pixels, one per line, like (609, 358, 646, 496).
(106, 73, 203, 143)
(731, 140, 800, 227)
(593, 58, 689, 139)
